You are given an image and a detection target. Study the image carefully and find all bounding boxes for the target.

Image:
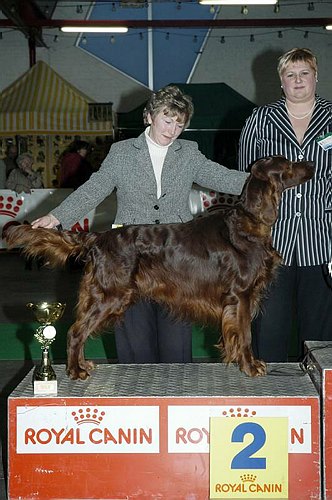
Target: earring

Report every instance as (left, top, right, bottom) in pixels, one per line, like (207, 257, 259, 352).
(280, 85, 283, 88)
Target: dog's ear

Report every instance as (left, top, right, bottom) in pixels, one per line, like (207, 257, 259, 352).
(250, 158, 272, 180)
(242, 175, 279, 226)
(259, 192, 279, 226)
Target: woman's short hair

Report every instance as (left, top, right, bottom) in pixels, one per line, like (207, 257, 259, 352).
(277, 48, 318, 77)
(68, 140, 90, 153)
(17, 152, 33, 166)
(143, 85, 194, 128)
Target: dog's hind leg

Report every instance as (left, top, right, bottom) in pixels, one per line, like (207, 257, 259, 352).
(66, 321, 94, 381)
(66, 283, 136, 380)
(219, 297, 266, 377)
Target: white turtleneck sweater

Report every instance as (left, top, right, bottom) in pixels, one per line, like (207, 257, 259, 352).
(145, 127, 170, 199)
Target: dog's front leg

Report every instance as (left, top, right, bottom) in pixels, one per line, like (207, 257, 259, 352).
(220, 300, 266, 377)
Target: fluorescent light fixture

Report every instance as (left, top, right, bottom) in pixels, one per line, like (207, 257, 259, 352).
(199, 0, 277, 4)
(61, 26, 128, 33)
(326, 25, 332, 30)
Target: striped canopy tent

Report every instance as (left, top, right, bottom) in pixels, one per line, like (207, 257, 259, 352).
(0, 61, 113, 135)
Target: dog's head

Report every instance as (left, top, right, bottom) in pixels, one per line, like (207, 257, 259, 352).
(251, 155, 315, 189)
(241, 155, 315, 226)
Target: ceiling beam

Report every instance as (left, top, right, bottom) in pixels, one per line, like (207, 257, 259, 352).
(1, 17, 332, 29)
(0, 0, 51, 47)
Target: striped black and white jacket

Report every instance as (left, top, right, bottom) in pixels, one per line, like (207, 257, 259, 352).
(238, 96, 332, 266)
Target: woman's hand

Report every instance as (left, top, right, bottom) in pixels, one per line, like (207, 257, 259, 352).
(31, 214, 60, 229)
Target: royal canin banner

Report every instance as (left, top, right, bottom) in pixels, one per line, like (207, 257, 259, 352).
(16, 403, 311, 455)
(17, 405, 160, 454)
(0, 187, 236, 248)
(0, 189, 95, 248)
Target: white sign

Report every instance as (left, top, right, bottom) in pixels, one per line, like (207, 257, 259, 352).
(0, 186, 227, 247)
(168, 405, 312, 454)
(0, 189, 96, 248)
(17, 405, 160, 454)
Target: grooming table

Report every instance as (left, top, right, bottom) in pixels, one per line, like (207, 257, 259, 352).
(304, 341, 332, 500)
(8, 362, 320, 499)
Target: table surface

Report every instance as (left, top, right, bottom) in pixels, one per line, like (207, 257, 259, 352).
(305, 341, 332, 370)
(9, 362, 319, 399)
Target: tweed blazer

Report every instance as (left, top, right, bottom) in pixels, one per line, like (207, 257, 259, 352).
(238, 96, 332, 266)
(52, 131, 248, 229)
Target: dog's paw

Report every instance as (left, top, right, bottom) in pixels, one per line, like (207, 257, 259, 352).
(66, 360, 95, 380)
(81, 360, 96, 372)
(67, 367, 90, 380)
(241, 358, 267, 377)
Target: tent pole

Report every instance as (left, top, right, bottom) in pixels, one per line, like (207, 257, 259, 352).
(28, 35, 36, 67)
(147, 3, 153, 90)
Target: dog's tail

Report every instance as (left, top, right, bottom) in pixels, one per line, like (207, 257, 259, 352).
(5, 225, 93, 267)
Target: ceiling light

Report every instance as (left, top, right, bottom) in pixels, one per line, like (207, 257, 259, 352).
(199, 0, 277, 4)
(61, 26, 128, 33)
(325, 25, 332, 30)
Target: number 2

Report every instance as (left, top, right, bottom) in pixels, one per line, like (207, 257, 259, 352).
(231, 422, 266, 469)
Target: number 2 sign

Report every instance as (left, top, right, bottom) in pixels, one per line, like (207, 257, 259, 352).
(209, 417, 288, 499)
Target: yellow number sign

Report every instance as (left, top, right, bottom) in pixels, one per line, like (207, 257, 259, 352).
(210, 417, 288, 499)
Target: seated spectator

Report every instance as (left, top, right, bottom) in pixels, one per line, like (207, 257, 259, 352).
(59, 140, 93, 190)
(0, 163, 5, 189)
(0, 143, 18, 188)
(6, 153, 44, 194)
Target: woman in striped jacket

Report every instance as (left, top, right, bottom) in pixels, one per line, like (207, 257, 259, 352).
(238, 47, 332, 362)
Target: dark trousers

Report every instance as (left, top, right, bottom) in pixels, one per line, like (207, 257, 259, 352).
(252, 263, 332, 362)
(114, 300, 193, 363)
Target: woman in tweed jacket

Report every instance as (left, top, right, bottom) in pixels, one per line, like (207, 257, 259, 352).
(238, 48, 332, 363)
(31, 85, 248, 364)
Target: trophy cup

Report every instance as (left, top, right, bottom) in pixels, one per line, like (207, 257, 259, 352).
(27, 301, 66, 395)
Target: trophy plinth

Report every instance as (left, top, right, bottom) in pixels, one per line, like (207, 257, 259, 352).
(27, 302, 66, 395)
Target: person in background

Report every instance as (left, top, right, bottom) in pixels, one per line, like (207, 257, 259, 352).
(6, 152, 44, 194)
(0, 160, 5, 189)
(59, 140, 93, 190)
(0, 144, 18, 186)
(238, 47, 332, 362)
(30, 85, 248, 364)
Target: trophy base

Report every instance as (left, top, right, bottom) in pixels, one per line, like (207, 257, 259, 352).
(33, 379, 58, 396)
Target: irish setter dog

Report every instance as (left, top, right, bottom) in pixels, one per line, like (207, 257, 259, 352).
(6, 156, 314, 380)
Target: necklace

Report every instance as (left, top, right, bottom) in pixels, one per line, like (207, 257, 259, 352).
(285, 101, 315, 120)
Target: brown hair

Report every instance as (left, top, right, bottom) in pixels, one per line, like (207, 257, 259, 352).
(143, 85, 194, 128)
